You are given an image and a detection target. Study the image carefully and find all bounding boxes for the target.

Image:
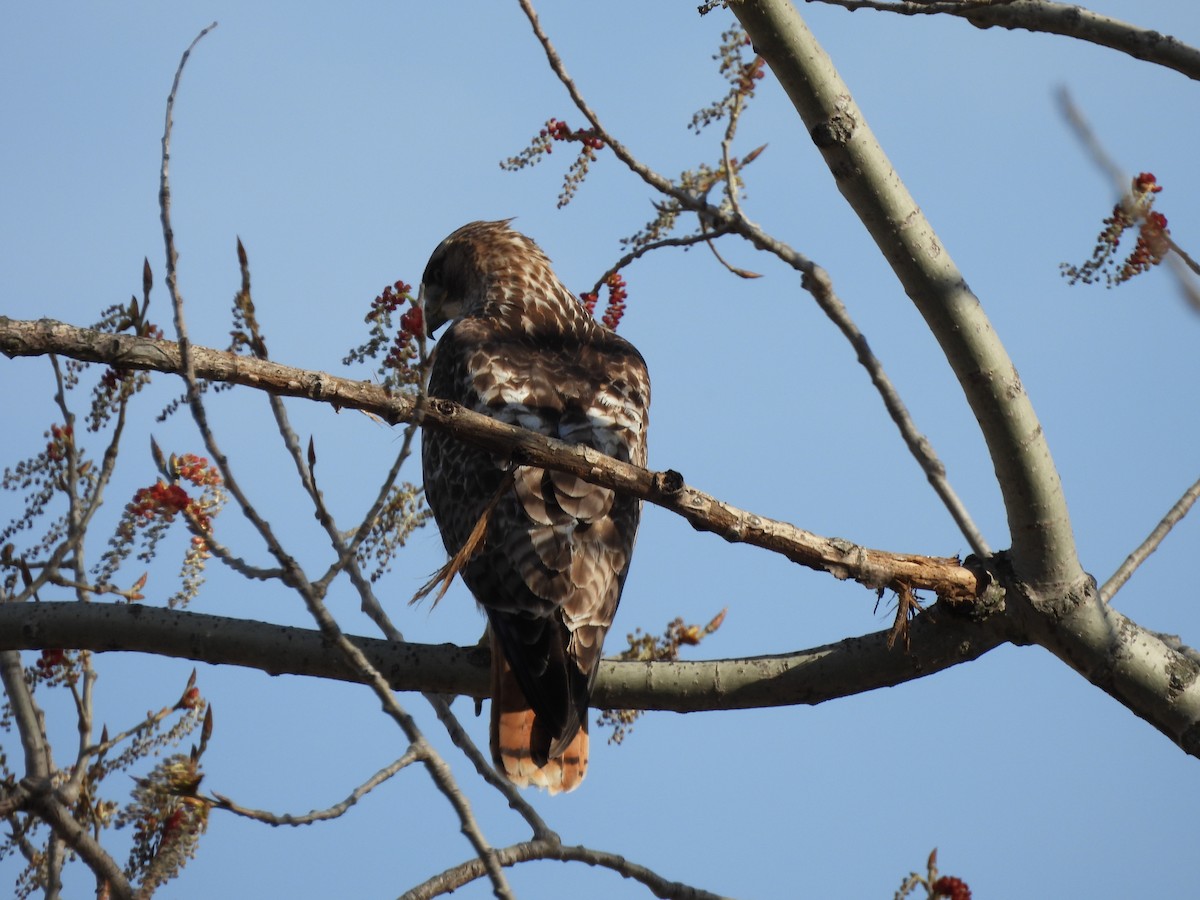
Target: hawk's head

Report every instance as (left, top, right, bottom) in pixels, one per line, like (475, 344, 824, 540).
(418, 220, 578, 339)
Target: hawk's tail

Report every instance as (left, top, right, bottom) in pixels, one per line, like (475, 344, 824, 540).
(490, 633, 588, 794)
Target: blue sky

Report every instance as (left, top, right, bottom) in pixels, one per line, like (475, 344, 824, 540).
(2, 2, 1199, 897)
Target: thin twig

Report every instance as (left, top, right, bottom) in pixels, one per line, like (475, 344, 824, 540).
(211, 750, 421, 825)
(703, 231, 760, 279)
(1054, 87, 1124, 186)
(1101, 474, 1200, 603)
(44, 576, 143, 602)
(79, 690, 194, 764)
(49, 356, 104, 810)
(805, 270, 991, 558)
(719, 92, 748, 222)
(587, 229, 730, 296)
(161, 22, 217, 392)
(272, 405, 519, 896)
(180, 512, 286, 581)
(424, 695, 558, 842)
(66, 651, 97, 795)
(6, 353, 132, 607)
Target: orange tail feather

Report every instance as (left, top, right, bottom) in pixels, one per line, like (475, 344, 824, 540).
(490, 634, 588, 794)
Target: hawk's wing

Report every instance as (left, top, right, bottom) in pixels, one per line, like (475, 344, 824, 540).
(419, 219, 650, 792)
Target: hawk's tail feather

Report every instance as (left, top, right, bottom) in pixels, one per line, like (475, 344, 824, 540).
(490, 633, 588, 794)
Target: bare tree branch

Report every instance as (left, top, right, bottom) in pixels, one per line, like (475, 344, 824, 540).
(962, 1, 1200, 81)
(0, 651, 51, 786)
(803, 0, 1015, 12)
(210, 750, 421, 825)
(585, 229, 732, 296)
(0, 318, 980, 603)
(516, 0, 991, 560)
(4, 5, 1196, 897)
(803, 0, 1200, 82)
(719, 0, 1200, 768)
(0, 651, 134, 899)
(1054, 85, 1125, 186)
(1101, 474, 1200, 604)
(729, 0, 1081, 592)
(402, 838, 736, 900)
(0, 601, 1011, 713)
(28, 790, 133, 900)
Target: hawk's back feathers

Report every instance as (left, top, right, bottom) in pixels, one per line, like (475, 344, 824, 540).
(420, 220, 649, 793)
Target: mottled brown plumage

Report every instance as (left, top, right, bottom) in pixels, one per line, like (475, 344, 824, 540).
(419, 221, 649, 792)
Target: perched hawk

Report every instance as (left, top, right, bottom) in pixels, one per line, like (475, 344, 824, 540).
(419, 220, 649, 793)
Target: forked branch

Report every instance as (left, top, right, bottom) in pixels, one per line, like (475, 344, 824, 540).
(515, 0, 992, 560)
(401, 839, 734, 900)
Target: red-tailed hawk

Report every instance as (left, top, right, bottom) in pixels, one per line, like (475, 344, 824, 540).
(419, 220, 649, 793)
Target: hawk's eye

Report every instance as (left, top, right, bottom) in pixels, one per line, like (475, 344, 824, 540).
(422, 255, 445, 288)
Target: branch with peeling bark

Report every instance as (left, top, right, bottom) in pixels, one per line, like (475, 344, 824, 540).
(0, 316, 979, 603)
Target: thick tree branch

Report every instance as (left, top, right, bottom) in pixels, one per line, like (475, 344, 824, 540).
(0, 601, 1009, 713)
(724, 1, 1200, 763)
(961, 1, 1200, 82)
(803, 0, 1200, 82)
(0, 317, 978, 602)
(1004, 576, 1200, 756)
(730, 0, 1083, 593)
